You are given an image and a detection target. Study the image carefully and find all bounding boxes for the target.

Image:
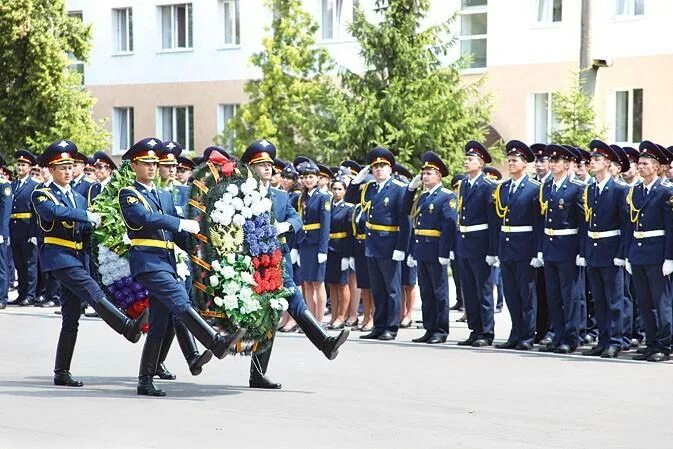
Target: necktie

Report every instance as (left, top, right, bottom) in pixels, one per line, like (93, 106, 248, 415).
(150, 188, 160, 203)
(644, 187, 649, 197)
(509, 182, 515, 196)
(67, 190, 75, 207)
(552, 184, 557, 195)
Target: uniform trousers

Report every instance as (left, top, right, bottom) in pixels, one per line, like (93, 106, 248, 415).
(500, 260, 537, 345)
(367, 256, 402, 334)
(417, 260, 449, 337)
(0, 241, 9, 303)
(544, 261, 579, 348)
(458, 256, 494, 341)
(586, 265, 624, 349)
(11, 239, 37, 301)
(50, 265, 108, 333)
(630, 264, 672, 354)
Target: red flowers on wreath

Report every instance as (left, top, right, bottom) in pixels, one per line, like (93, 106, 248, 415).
(207, 151, 236, 176)
(126, 297, 150, 333)
(252, 249, 284, 294)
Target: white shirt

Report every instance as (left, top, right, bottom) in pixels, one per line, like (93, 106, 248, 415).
(509, 174, 526, 193)
(137, 181, 155, 192)
(467, 172, 482, 187)
(424, 183, 442, 195)
(377, 176, 391, 191)
(595, 175, 610, 194)
(553, 175, 567, 191)
(643, 177, 658, 194)
(52, 182, 75, 206)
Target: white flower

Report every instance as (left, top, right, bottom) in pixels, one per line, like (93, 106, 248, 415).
(260, 197, 273, 213)
(232, 214, 246, 226)
(231, 197, 244, 211)
(221, 265, 236, 279)
(243, 297, 261, 313)
(259, 184, 268, 198)
(250, 202, 264, 216)
(209, 275, 219, 287)
(222, 193, 233, 204)
(241, 207, 253, 219)
(250, 191, 262, 205)
(211, 260, 222, 272)
(101, 275, 111, 286)
(240, 286, 254, 300)
(222, 294, 238, 310)
(220, 214, 232, 226)
(243, 255, 251, 265)
(176, 261, 190, 281)
(222, 280, 240, 294)
(213, 296, 224, 307)
(226, 184, 239, 197)
(240, 271, 256, 285)
(243, 194, 253, 206)
(278, 298, 288, 311)
(226, 253, 236, 265)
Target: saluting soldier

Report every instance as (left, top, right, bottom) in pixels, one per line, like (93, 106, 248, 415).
(492, 141, 542, 350)
(119, 138, 245, 396)
(538, 144, 586, 354)
(31, 140, 148, 387)
(0, 156, 11, 309)
(347, 147, 410, 341)
(404, 151, 457, 344)
(626, 141, 673, 362)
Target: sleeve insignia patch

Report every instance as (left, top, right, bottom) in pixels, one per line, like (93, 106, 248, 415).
(38, 195, 48, 202)
(4, 187, 11, 196)
(325, 201, 331, 211)
(449, 198, 457, 209)
(127, 196, 138, 205)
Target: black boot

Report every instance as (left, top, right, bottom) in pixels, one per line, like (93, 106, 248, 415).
(53, 330, 83, 387)
(154, 325, 176, 380)
(178, 307, 246, 359)
(295, 310, 349, 360)
(93, 298, 148, 343)
(249, 338, 281, 389)
(174, 319, 213, 375)
(137, 338, 166, 397)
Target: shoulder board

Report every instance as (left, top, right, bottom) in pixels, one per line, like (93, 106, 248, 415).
(392, 179, 406, 187)
(483, 177, 495, 184)
(662, 179, 673, 187)
(527, 178, 541, 186)
(0, 179, 8, 185)
(270, 186, 283, 193)
(344, 201, 355, 207)
(614, 179, 628, 187)
(441, 187, 452, 195)
(570, 178, 586, 186)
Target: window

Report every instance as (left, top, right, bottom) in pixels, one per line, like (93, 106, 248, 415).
(320, 0, 348, 40)
(221, 0, 240, 46)
(615, 0, 644, 16)
(67, 11, 85, 82)
(160, 4, 193, 50)
(217, 104, 238, 150)
(113, 8, 133, 52)
(459, 1, 487, 69)
(532, 93, 558, 143)
(615, 89, 643, 143)
(536, 0, 562, 23)
(157, 106, 194, 152)
(112, 107, 134, 155)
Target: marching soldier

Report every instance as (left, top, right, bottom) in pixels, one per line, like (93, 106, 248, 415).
(538, 144, 586, 354)
(119, 138, 245, 396)
(87, 151, 116, 205)
(492, 141, 541, 350)
(404, 151, 457, 344)
(31, 140, 148, 387)
(626, 141, 673, 362)
(71, 153, 94, 197)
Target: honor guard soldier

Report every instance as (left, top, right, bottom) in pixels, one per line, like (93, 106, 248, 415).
(159, 141, 190, 214)
(403, 151, 457, 344)
(119, 138, 245, 396)
(626, 141, 673, 362)
(87, 151, 116, 205)
(455, 141, 497, 347)
(347, 147, 411, 341)
(492, 141, 542, 350)
(577, 140, 629, 358)
(0, 156, 11, 308)
(31, 140, 148, 387)
(70, 152, 94, 197)
(241, 140, 349, 389)
(176, 156, 194, 185)
(538, 144, 586, 354)
(8, 149, 39, 306)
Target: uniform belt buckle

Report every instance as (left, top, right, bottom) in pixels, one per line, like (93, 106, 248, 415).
(589, 231, 598, 239)
(634, 231, 643, 238)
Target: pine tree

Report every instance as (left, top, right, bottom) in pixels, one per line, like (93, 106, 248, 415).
(550, 72, 606, 146)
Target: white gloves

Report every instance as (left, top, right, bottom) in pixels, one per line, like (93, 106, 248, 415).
(438, 257, 450, 266)
(86, 211, 102, 228)
(352, 165, 371, 184)
(318, 253, 328, 264)
(341, 257, 350, 271)
(613, 258, 626, 267)
(349, 257, 356, 271)
(28, 237, 37, 246)
(576, 255, 586, 267)
(122, 233, 131, 245)
(274, 221, 291, 235)
(663, 259, 673, 277)
(0, 235, 4, 244)
(179, 219, 200, 234)
(392, 250, 405, 262)
(449, 251, 455, 261)
(530, 252, 544, 268)
(408, 174, 422, 191)
(625, 258, 632, 275)
(175, 206, 184, 217)
(485, 255, 499, 266)
(406, 255, 417, 268)
(290, 248, 299, 265)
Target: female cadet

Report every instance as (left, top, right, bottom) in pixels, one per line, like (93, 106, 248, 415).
(350, 173, 374, 332)
(394, 163, 417, 328)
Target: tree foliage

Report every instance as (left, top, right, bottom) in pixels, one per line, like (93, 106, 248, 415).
(218, 0, 345, 163)
(338, 0, 491, 173)
(550, 72, 605, 146)
(0, 0, 108, 160)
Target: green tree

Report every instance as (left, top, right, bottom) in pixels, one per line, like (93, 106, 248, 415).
(549, 72, 605, 146)
(0, 0, 108, 160)
(339, 0, 491, 173)
(218, 0, 344, 163)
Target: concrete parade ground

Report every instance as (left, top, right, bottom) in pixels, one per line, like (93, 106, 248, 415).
(0, 302, 672, 449)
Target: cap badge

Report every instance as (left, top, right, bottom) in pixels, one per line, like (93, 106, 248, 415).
(57, 140, 69, 148)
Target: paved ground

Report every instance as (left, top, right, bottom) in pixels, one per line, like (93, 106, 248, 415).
(1, 301, 672, 449)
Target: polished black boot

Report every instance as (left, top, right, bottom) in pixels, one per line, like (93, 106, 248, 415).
(53, 330, 83, 387)
(179, 307, 246, 359)
(249, 338, 281, 389)
(93, 298, 148, 343)
(137, 338, 166, 397)
(295, 309, 349, 360)
(154, 325, 176, 380)
(174, 319, 213, 375)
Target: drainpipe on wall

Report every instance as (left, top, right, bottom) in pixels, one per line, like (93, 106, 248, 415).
(579, 0, 597, 96)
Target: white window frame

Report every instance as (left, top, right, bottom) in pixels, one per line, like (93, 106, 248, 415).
(319, 0, 355, 42)
(156, 106, 194, 152)
(614, 0, 644, 17)
(112, 7, 133, 54)
(67, 11, 85, 82)
(159, 3, 193, 51)
(112, 107, 134, 155)
(535, 0, 562, 24)
(612, 88, 643, 145)
(217, 104, 239, 150)
(459, 1, 488, 72)
(220, 0, 240, 47)
(530, 92, 559, 144)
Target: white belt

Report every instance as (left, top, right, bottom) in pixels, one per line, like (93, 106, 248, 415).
(501, 225, 533, 233)
(588, 230, 620, 239)
(459, 224, 489, 233)
(633, 230, 665, 239)
(544, 228, 578, 236)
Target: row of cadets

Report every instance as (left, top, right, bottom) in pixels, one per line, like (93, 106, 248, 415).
(403, 151, 457, 344)
(31, 140, 148, 387)
(347, 147, 411, 341)
(0, 155, 12, 308)
(240, 140, 348, 389)
(394, 163, 418, 329)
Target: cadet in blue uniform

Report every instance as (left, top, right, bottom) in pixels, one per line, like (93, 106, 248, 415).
(578, 140, 629, 358)
(7, 149, 39, 306)
(294, 158, 331, 324)
(403, 151, 457, 344)
(31, 140, 148, 387)
(176, 156, 194, 186)
(492, 141, 542, 350)
(394, 163, 417, 328)
(626, 141, 673, 362)
(455, 141, 497, 347)
(538, 144, 586, 354)
(70, 152, 94, 197)
(241, 140, 349, 389)
(483, 165, 505, 313)
(0, 156, 11, 308)
(347, 147, 410, 341)
(449, 174, 466, 315)
(119, 138, 245, 396)
(87, 151, 116, 206)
